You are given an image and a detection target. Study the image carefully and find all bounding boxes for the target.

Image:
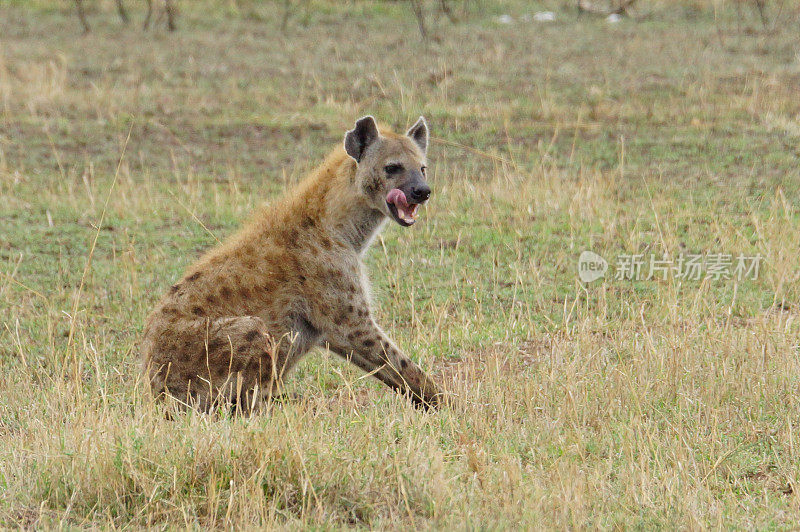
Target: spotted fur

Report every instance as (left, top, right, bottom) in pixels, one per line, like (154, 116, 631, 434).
(141, 116, 442, 412)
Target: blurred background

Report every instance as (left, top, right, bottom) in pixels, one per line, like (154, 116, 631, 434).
(4, 0, 799, 186)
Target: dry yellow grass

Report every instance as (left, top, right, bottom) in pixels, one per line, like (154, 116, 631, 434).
(1, 0, 800, 528)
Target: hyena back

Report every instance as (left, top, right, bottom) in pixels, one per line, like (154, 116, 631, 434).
(141, 115, 442, 412)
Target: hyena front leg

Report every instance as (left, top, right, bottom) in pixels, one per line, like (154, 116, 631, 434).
(324, 318, 443, 409)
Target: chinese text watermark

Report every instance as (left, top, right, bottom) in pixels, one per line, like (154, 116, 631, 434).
(578, 252, 762, 282)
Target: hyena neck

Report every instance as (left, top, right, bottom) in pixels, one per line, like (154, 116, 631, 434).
(332, 206, 387, 254)
(265, 148, 387, 255)
(315, 149, 387, 254)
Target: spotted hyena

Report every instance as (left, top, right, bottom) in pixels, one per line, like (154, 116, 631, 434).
(141, 116, 443, 412)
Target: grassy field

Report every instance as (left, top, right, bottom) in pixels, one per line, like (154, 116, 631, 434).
(2, 0, 800, 527)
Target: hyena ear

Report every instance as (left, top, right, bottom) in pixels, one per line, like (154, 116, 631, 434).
(344, 115, 380, 163)
(406, 116, 428, 154)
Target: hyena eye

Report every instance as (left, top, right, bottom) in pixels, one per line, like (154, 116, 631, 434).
(421, 165, 427, 176)
(384, 164, 403, 176)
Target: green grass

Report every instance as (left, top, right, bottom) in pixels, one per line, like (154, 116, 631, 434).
(2, 0, 800, 528)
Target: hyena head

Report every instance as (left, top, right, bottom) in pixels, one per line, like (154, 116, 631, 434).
(344, 115, 430, 227)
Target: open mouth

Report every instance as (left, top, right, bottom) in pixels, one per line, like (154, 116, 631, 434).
(386, 188, 421, 226)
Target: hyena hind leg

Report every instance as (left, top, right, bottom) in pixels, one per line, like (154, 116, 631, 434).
(144, 315, 278, 412)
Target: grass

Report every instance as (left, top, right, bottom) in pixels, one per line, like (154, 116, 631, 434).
(2, 0, 800, 527)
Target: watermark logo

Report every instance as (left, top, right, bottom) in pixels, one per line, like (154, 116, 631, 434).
(578, 250, 609, 282)
(578, 251, 762, 282)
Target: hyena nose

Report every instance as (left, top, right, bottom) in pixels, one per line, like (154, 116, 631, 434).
(410, 184, 431, 203)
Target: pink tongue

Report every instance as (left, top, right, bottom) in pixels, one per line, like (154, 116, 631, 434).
(386, 188, 408, 208)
